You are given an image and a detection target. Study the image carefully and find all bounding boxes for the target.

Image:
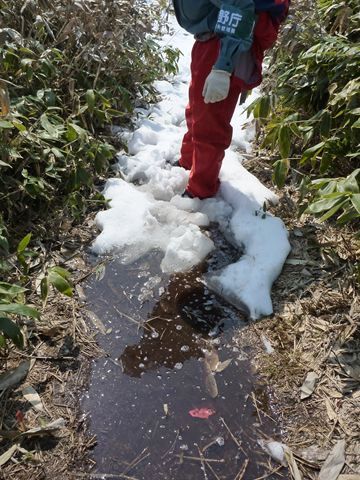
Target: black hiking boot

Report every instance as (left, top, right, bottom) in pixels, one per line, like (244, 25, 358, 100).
(181, 189, 195, 199)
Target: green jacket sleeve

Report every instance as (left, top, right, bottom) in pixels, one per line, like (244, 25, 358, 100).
(212, 0, 255, 72)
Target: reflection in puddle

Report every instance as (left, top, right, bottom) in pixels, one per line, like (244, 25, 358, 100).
(82, 229, 286, 479)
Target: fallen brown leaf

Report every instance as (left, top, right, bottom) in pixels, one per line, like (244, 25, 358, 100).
(319, 439, 346, 480)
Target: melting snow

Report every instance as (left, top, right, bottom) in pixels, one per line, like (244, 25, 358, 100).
(92, 17, 291, 319)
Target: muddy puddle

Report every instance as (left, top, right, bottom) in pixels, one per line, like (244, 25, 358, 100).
(82, 228, 286, 479)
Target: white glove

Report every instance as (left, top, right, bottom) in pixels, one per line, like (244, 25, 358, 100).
(202, 69, 231, 104)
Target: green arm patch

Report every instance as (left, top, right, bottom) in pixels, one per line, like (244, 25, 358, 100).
(215, 4, 255, 39)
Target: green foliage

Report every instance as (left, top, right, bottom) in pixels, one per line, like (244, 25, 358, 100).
(306, 168, 360, 223)
(0, 0, 179, 244)
(41, 266, 73, 303)
(0, 232, 73, 348)
(0, 317, 24, 348)
(0, 1, 179, 351)
(250, 0, 360, 227)
(0, 280, 39, 349)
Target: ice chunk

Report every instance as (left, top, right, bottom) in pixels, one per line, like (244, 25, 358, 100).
(161, 225, 214, 273)
(205, 212, 290, 319)
(203, 154, 291, 319)
(93, 179, 214, 272)
(93, 179, 153, 259)
(141, 166, 188, 201)
(261, 335, 275, 354)
(258, 439, 288, 466)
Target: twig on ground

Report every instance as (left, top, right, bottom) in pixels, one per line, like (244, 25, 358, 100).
(121, 448, 149, 476)
(145, 316, 172, 324)
(251, 392, 263, 425)
(161, 429, 179, 459)
(74, 474, 139, 480)
(220, 417, 247, 455)
(251, 392, 277, 423)
(202, 438, 218, 452)
(204, 459, 221, 480)
(174, 454, 225, 463)
(234, 458, 249, 480)
(196, 444, 209, 480)
(12, 353, 77, 361)
(253, 465, 283, 480)
(113, 306, 154, 332)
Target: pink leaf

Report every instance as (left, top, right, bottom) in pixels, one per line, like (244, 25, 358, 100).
(189, 408, 216, 419)
(15, 410, 24, 423)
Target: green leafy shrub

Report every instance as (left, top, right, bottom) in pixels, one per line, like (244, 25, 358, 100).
(0, 280, 39, 349)
(0, 0, 179, 243)
(250, 0, 360, 227)
(0, 231, 73, 348)
(0, 1, 179, 348)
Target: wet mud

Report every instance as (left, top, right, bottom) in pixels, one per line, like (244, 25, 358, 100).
(82, 228, 286, 479)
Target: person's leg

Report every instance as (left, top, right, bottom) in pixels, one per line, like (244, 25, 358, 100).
(178, 42, 197, 170)
(179, 101, 193, 170)
(185, 38, 242, 199)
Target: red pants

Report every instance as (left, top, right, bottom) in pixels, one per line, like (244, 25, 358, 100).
(179, 13, 279, 199)
(180, 37, 243, 199)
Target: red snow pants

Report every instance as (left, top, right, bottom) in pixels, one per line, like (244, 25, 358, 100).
(179, 12, 279, 198)
(179, 37, 243, 199)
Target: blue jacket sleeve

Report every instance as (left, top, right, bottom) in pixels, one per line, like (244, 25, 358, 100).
(212, 0, 255, 72)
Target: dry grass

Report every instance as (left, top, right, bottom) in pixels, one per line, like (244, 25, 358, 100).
(239, 154, 359, 479)
(0, 216, 103, 480)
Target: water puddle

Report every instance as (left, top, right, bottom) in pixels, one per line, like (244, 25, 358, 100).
(82, 228, 286, 479)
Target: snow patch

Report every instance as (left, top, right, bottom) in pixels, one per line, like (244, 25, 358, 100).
(258, 439, 288, 466)
(93, 178, 213, 272)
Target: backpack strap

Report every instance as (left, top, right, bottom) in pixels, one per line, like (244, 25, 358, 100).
(209, 0, 222, 7)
